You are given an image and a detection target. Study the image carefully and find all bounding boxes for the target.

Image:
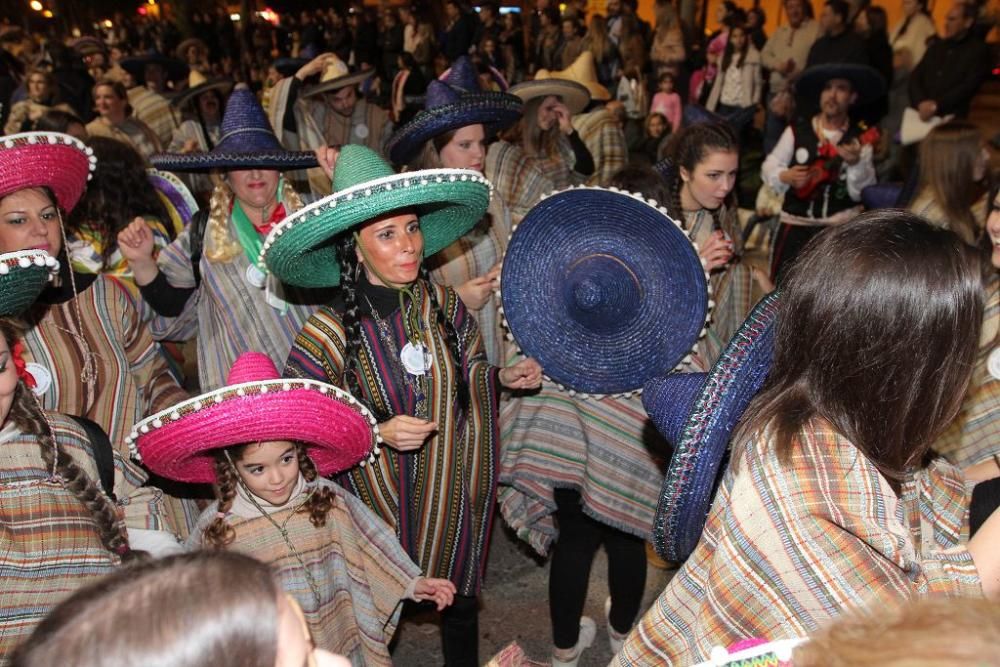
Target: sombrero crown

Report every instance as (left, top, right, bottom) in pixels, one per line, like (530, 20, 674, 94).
(645, 292, 779, 561)
(0, 132, 95, 213)
(261, 144, 490, 288)
(500, 186, 711, 396)
(301, 55, 373, 98)
(0, 250, 60, 317)
(151, 86, 318, 172)
(129, 352, 381, 485)
(535, 51, 610, 102)
(387, 56, 523, 165)
(170, 69, 233, 109)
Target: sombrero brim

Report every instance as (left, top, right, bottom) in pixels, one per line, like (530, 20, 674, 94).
(0, 250, 59, 317)
(129, 379, 379, 485)
(147, 169, 200, 226)
(0, 132, 94, 213)
(301, 69, 374, 98)
(647, 291, 780, 562)
(509, 79, 590, 115)
(120, 56, 189, 82)
(795, 64, 886, 109)
(170, 78, 234, 108)
(262, 169, 490, 288)
(387, 92, 524, 165)
(151, 150, 319, 173)
(71, 37, 107, 56)
(500, 187, 710, 396)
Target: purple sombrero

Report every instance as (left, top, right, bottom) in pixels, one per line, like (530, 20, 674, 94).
(129, 353, 381, 484)
(645, 291, 779, 561)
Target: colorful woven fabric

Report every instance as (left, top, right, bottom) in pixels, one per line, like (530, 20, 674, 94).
(615, 422, 981, 666)
(85, 116, 162, 163)
(0, 413, 173, 658)
(485, 140, 556, 224)
(933, 275, 1000, 468)
(572, 108, 627, 187)
(127, 86, 179, 147)
(186, 478, 418, 665)
(426, 196, 512, 366)
(285, 281, 501, 596)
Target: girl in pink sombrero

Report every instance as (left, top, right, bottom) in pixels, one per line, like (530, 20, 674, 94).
(130, 351, 456, 666)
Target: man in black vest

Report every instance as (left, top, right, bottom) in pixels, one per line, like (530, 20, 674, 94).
(761, 63, 884, 280)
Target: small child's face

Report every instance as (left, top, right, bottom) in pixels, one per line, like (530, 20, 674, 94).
(659, 77, 674, 94)
(233, 440, 301, 506)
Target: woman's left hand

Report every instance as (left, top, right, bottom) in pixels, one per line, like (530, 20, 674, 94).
(499, 358, 543, 390)
(314, 145, 341, 180)
(411, 577, 457, 611)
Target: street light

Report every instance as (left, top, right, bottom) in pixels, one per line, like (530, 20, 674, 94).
(42, 9, 52, 17)
(29, 1, 43, 11)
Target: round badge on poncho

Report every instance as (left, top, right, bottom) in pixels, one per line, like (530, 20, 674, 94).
(26, 362, 52, 396)
(988, 347, 1000, 381)
(354, 124, 369, 140)
(500, 187, 710, 396)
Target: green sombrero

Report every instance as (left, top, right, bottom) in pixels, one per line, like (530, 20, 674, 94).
(260, 145, 490, 288)
(0, 250, 59, 317)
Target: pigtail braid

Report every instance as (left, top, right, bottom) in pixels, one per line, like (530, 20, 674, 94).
(296, 446, 334, 528)
(421, 269, 470, 415)
(335, 238, 378, 416)
(202, 456, 238, 549)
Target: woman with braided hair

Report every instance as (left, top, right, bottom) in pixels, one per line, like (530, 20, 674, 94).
(0, 252, 175, 660)
(266, 145, 542, 666)
(129, 351, 455, 665)
(660, 121, 757, 366)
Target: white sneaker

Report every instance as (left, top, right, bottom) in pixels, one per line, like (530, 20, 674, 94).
(605, 597, 629, 655)
(551, 616, 597, 667)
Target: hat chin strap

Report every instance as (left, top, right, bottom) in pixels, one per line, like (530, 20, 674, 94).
(353, 232, 424, 347)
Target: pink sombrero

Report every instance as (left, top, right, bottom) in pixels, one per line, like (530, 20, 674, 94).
(0, 132, 95, 213)
(128, 352, 381, 484)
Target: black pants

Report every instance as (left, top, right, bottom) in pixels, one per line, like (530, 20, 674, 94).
(550, 488, 646, 649)
(441, 594, 478, 667)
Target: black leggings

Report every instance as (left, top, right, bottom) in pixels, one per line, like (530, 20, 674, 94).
(550, 488, 647, 649)
(441, 594, 479, 667)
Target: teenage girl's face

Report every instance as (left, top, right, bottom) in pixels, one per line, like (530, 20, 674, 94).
(681, 149, 739, 211)
(275, 593, 350, 667)
(234, 440, 301, 506)
(987, 192, 1000, 269)
(536, 95, 564, 132)
(228, 169, 280, 210)
(0, 337, 18, 428)
(0, 188, 61, 256)
(93, 85, 126, 120)
(439, 124, 486, 173)
(356, 212, 424, 286)
(729, 27, 747, 50)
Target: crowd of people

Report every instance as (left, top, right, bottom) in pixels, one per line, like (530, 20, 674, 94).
(0, 0, 998, 665)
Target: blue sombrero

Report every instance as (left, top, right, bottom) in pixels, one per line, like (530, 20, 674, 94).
(500, 187, 711, 396)
(645, 291, 779, 561)
(150, 86, 318, 172)
(387, 56, 523, 166)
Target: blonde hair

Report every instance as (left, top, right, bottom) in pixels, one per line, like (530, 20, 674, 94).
(204, 178, 305, 263)
(795, 597, 1000, 666)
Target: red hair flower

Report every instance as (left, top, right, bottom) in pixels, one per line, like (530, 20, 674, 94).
(11, 341, 36, 389)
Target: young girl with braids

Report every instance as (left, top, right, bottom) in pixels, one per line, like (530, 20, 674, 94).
(660, 121, 758, 366)
(267, 145, 542, 667)
(0, 252, 176, 660)
(117, 86, 332, 392)
(130, 351, 456, 667)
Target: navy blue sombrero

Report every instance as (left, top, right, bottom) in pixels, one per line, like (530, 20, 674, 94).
(645, 291, 779, 561)
(500, 187, 710, 396)
(150, 86, 318, 172)
(387, 56, 522, 166)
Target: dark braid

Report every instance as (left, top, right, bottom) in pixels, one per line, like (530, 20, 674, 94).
(202, 455, 238, 549)
(296, 445, 334, 528)
(420, 265, 470, 416)
(335, 237, 377, 417)
(10, 384, 138, 562)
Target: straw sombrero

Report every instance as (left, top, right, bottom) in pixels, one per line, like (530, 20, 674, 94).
(301, 55, 373, 98)
(129, 352, 381, 484)
(645, 291, 779, 562)
(0, 132, 95, 213)
(170, 69, 233, 110)
(500, 187, 711, 396)
(387, 56, 523, 166)
(535, 51, 610, 102)
(261, 144, 490, 288)
(70, 36, 107, 57)
(0, 250, 60, 318)
(509, 78, 590, 115)
(150, 86, 318, 172)
(120, 53, 189, 85)
(147, 169, 199, 227)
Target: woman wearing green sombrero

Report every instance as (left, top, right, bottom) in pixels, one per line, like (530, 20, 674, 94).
(266, 144, 542, 666)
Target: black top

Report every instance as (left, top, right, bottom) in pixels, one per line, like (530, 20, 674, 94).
(909, 30, 992, 117)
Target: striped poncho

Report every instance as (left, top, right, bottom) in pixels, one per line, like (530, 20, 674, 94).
(572, 107, 628, 187)
(485, 141, 555, 225)
(616, 421, 983, 666)
(0, 413, 174, 660)
(186, 478, 420, 665)
(285, 279, 501, 597)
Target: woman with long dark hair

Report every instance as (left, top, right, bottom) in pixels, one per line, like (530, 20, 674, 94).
(706, 24, 762, 132)
(618, 211, 1000, 665)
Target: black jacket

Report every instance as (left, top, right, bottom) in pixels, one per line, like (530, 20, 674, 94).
(909, 30, 991, 117)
